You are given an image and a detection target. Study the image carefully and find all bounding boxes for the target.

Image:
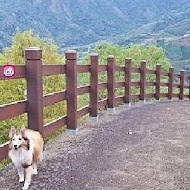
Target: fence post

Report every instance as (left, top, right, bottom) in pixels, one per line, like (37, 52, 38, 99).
(65, 50, 78, 135)
(189, 76, 190, 99)
(89, 54, 98, 122)
(124, 58, 131, 104)
(179, 70, 185, 100)
(140, 60, 146, 101)
(25, 47, 43, 135)
(107, 55, 115, 112)
(155, 64, 161, 100)
(168, 67, 174, 100)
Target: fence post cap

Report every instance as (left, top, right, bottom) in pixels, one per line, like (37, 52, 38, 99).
(108, 55, 114, 58)
(90, 53, 98, 57)
(25, 47, 41, 50)
(140, 60, 146, 67)
(65, 50, 77, 60)
(107, 55, 115, 62)
(125, 58, 132, 64)
(90, 53, 99, 62)
(25, 47, 42, 60)
(156, 64, 161, 69)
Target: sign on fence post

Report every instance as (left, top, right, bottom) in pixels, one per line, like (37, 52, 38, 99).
(25, 47, 43, 136)
(2, 65, 15, 77)
(65, 50, 78, 135)
(89, 54, 98, 121)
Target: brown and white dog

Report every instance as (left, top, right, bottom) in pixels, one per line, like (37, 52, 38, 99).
(8, 127, 44, 190)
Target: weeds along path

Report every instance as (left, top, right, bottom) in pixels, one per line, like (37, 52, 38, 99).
(1, 101, 190, 190)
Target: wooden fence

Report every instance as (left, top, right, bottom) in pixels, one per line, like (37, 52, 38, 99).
(0, 47, 190, 161)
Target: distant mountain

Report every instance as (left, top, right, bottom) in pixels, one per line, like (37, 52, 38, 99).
(0, 0, 190, 51)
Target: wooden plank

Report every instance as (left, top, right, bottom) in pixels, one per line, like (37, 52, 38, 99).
(107, 56, 115, 109)
(77, 106, 89, 118)
(172, 93, 179, 98)
(124, 58, 131, 103)
(146, 69, 156, 74)
(115, 82, 125, 88)
(98, 83, 107, 90)
(89, 54, 98, 118)
(155, 64, 161, 100)
(146, 93, 155, 99)
(173, 84, 180, 88)
(131, 94, 140, 100)
(98, 99, 108, 108)
(173, 74, 180, 78)
(131, 81, 140, 86)
(0, 142, 9, 160)
(43, 90, 66, 107)
(131, 67, 140, 73)
(115, 66, 125, 72)
(161, 71, 169, 77)
(43, 116, 67, 137)
(0, 100, 27, 121)
(140, 60, 146, 100)
(184, 85, 189, 89)
(77, 65, 90, 73)
(184, 94, 189, 98)
(168, 67, 174, 100)
(77, 86, 90, 96)
(115, 96, 124, 103)
(42, 65, 66, 76)
(160, 82, 169, 87)
(160, 93, 168, 98)
(146, 82, 155, 86)
(0, 65, 25, 80)
(25, 48, 43, 135)
(98, 65, 107, 72)
(65, 50, 77, 130)
(179, 70, 185, 100)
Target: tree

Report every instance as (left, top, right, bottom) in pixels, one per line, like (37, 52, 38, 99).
(82, 42, 172, 98)
(0, 31, 66, 145)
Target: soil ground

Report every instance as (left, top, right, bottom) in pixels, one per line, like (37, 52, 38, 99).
(1, 100, 190, 190)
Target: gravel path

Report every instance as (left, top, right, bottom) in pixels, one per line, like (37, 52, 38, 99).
(1, 101, 190, 190)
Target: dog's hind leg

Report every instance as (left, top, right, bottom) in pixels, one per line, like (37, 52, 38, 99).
(22, 166, 33, 190)
(33, 150, 43, 175)
(16, 166, 24, 183)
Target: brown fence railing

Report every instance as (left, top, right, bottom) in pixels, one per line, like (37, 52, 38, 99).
(0, 47, 190, 160)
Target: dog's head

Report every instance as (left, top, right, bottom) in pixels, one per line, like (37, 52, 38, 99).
(9, 127, 28, 150)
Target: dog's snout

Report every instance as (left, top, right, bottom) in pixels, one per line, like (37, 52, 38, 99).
(14, 145, 17, 148)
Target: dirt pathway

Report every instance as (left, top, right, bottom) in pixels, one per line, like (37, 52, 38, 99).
(1, 101, 190, 190)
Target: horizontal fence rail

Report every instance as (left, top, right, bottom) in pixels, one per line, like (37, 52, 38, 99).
(0, 47, 190, 161)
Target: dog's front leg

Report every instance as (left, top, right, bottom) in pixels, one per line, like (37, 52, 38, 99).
(33, 163, 38, 175)
(22, 166, 33, 190)
(16, 166, 24, 183)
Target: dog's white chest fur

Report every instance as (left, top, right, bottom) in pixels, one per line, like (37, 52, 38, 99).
(9, 148, 33, 166)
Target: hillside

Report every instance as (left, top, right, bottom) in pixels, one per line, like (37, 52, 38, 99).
(0, 0, 190, 51)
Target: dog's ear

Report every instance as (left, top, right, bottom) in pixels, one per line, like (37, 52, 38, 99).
(20, 128, 27, 138)
(9, 127, 16, 139)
